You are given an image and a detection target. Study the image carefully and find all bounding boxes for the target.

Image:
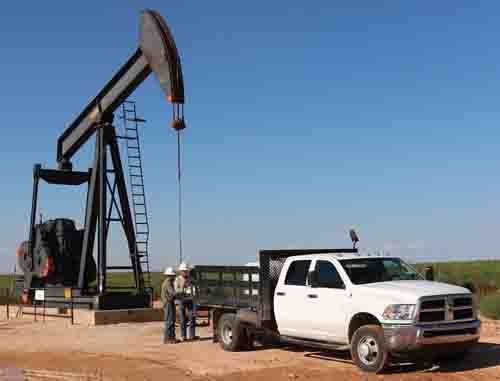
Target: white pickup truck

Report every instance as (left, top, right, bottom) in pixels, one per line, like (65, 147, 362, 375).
(193, 248, 480, 373)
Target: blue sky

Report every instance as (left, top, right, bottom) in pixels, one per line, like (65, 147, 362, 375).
(1, 2, 499, 273)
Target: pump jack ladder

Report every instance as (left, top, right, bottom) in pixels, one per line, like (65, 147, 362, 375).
(119, 101, 151, 288)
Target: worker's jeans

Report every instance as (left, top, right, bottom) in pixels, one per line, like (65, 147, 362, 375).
(178, 299, 196, 339)
(164, 301, 176, 342)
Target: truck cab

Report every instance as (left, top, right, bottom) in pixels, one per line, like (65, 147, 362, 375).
(273, 254, 480, 371)
(274, 254, 351, 342)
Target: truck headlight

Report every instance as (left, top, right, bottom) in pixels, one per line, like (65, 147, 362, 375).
(382, 304, 416, 321)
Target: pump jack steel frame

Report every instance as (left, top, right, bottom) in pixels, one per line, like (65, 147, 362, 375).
(77, 114, 143, 294)
(26, 10, 185, 309)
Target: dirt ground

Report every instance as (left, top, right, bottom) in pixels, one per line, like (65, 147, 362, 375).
(0, 307, 499, 381)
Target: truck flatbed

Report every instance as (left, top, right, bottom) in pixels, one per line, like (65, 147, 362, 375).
(192, 265, 260, 310)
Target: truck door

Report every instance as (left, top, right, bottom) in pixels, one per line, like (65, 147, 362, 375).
(306, 259, 350, 343)
(274, 259, 314, 338)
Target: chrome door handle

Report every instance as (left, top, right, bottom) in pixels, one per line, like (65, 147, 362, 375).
(307, 294, 318, 299)
(276, 292, 286, 296)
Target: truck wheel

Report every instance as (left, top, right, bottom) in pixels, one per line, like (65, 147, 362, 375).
(218, 313, 244, 351)
(350, 325, 389, 373)
(241, 329, 254, 351)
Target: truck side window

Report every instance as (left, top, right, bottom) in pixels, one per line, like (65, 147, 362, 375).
(284, 260, 311, 286)
(316, 260, 345, 289)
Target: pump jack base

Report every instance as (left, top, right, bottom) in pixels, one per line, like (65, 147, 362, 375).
(40, 288, 151, 311)
(93, 292, 151, 310)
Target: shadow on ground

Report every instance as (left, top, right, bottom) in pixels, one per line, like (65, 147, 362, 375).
(304, 350, 353, 365)
(437, 342, 500, 372)
(277, 342, 500, 374)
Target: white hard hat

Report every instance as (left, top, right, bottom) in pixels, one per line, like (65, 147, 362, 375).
(164, 267, 175, 276)
(178, 262, 189, 271)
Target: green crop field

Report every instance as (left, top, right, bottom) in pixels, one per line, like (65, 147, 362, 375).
(414, 260, 500, 293)
(1, 260, 499, 311)
(480, 294, 500, 320)
(0, 274, 17, 304)
(0, 275, 13, 290)
(94, 271, 166, 297)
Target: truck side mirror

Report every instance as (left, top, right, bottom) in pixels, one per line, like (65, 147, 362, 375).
(308, 271, 319, 288)
(424, 266, 434, 281)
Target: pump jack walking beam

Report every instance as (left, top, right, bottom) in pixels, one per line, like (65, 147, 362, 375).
(56, 10, 185, 168)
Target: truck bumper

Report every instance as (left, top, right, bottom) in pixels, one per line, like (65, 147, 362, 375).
(383, 320, 481, 353)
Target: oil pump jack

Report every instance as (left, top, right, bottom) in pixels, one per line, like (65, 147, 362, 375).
(16, 10, 186, 309)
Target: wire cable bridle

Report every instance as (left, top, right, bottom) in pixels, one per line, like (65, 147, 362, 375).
(172, 103, 186, 265)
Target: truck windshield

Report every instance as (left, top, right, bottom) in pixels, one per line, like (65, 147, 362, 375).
(339, 258, 422, 285)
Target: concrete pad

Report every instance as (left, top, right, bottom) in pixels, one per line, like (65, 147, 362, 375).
(92, 308, 163, 325)
(0, 305, 163, 326)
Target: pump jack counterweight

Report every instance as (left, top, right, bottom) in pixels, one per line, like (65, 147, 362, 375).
(18, 10, 186, 310)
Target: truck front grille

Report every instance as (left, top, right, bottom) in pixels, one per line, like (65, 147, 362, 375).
(453, 297, 473, 307)
(454, 309, 474, 320)
(418, 295, 474, 323)
(420, 299, 445, 309)
(420, 310, 445, 322)
(422, 327, 478, 338)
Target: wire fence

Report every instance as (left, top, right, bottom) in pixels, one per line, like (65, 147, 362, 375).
(1, 287, 76, 324)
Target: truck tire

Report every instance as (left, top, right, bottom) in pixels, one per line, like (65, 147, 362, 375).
(241, 329, 254, 350)
(350, 325, 390, 373)
(218, 313, 245, 352)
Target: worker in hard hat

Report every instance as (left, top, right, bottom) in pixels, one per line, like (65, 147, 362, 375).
(161, 267, 178, 344)
(175, 262, 198, 341)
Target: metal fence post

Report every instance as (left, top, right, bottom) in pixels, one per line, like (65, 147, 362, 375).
(6, 291, 10, 321)
(70, 288, 74, 325)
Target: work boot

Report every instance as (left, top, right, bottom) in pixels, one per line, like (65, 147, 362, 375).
(164, 338, 179, 344)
